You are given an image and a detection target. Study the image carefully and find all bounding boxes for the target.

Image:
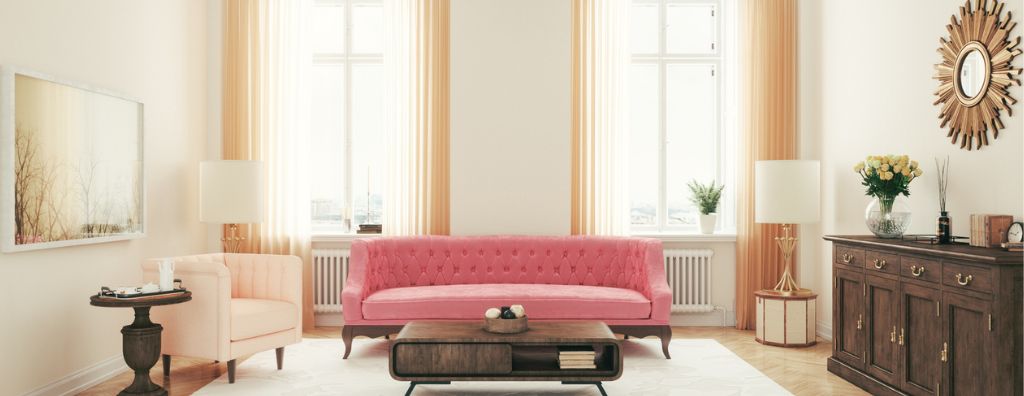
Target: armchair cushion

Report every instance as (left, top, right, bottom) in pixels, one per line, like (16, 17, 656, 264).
(230, 298, 299, 342)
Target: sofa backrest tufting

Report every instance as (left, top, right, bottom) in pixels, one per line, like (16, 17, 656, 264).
(350, 236, 664, 299)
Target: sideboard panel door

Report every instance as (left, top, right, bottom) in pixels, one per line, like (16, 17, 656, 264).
(865, 274, 899, 386)
(900, 282, 942, 396)
(943, 292, 993, 396)
(835, 268, 866, 369)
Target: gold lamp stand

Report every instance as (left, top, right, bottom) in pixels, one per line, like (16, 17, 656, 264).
(770, 224, 812, 296)
(222, 223, 246, 253)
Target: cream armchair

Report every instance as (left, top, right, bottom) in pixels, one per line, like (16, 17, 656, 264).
(142, 253, 302, 383)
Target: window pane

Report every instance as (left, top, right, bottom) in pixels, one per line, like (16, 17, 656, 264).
(351, 4, 384, 54)
(666, 4, 716, 54)
(665, 64, 717, 226)
(630, 3, 659, 54)
(629, 64, 659, 226)
(311, 6, 344, 53)
(310, 65, 346, 231)
(351, 64, 385, 227)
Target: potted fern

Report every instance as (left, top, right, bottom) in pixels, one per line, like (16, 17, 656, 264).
(688, 180, 725, 234)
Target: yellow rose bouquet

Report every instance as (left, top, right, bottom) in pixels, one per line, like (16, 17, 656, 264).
(854, 155, 922, 237)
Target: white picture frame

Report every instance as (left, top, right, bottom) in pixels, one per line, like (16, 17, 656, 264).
(0, 66, 145, 252)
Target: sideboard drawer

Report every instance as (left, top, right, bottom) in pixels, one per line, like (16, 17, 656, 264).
(942, 261, 993, 294)
(900, 256, 940, 283)
(393, 343, 512, 376)
(834, 245, 864, 269)
(864, 250, 899, 275)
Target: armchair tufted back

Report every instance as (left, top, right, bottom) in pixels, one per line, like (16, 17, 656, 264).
(350, 236, 664, 299)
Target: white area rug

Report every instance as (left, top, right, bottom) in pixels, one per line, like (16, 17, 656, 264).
(195, 338, 792, 395)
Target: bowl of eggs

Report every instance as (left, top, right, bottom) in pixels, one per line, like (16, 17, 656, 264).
(483, 305, 528, 334)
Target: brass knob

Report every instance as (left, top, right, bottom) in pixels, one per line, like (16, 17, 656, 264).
(841, 253, 853, 263)
(873, 259, 887, 269)
(941, 342, 948, 362)
(955, 273, 973, 286)
(911, 265, 925, 277)
(856, 314, 863, 330)
(898, 328, 904, 346)
(890, 326, 896, 343)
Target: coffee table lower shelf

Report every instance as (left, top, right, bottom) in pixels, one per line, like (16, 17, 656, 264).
(389, 321, 623, 396)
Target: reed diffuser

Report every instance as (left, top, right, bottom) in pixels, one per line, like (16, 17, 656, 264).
(935, 157, 951, 244)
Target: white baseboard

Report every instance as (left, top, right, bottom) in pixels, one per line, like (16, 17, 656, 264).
(816, 320, 833, 341)
(669, 310, 736, 327)
(315, 313, 344, 327)
(24, 355, 127, 396)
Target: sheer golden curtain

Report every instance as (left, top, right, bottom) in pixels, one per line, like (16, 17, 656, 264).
(223, 0, 314, 328)
(570, 0, 630, 236)
(382, 0, 450, 236)
(735, 0, 798, 330)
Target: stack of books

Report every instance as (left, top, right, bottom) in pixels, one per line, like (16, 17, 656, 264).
(969, 214, 1013, 247)
(558, 346, 596, 370)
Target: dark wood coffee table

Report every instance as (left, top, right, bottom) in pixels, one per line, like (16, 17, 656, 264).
(90, 291, 191, 396)
(389, 321, 622, 396)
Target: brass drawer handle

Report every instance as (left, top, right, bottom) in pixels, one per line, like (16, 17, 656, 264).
(890, 326, 897, 343)
(856, 314, 863, 330)
(841, 253, 854, 264)
(873, 259, 887, 269)
(898, 328, 904, 346)
(911, 265, 925, 277)
(940, 342, 948, 362)
(955, 273, 973, 286)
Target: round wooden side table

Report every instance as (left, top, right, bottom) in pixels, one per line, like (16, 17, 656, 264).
(754, 289, 817, 347)
(90, 291, 191, 396)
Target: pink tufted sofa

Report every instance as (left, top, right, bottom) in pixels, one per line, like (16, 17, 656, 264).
(341, 236, 672, 358)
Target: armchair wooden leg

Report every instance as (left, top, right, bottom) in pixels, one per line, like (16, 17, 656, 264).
(276, 347, 284, 370)
(162, 354, 171, 377)
(227, 359, 236, 384)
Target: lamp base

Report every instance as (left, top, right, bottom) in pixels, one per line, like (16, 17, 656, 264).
(222, 224, 246, 253)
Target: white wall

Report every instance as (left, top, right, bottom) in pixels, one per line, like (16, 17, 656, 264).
(450, 0, 571, 236)
(799, 0, 1024, 339)
(0, 1, 210, 394)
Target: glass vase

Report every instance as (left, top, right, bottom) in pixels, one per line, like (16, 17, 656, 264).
(865, 194, 911, 238)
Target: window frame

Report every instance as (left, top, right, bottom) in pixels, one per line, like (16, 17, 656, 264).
(629, 0, 735, 235)
(311, 0, 384, 234)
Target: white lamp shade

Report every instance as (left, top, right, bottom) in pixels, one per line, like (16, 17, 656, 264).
(755, 160, 820, 224)
(200, 160, 265, 224)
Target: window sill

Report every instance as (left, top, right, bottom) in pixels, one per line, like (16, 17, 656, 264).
(630, 233, 737, 243)
(311, 233, 381, 243)
(311, 233, 738, 244)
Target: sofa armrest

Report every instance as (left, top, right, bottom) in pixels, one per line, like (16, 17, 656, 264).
(642, 241, 672, 323)
(224, 254, 303, 338)
(142, 255, 232, 361)
(342, 240, 370, 322)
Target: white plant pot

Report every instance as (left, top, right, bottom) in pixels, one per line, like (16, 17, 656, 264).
(699, 213, 717, 234)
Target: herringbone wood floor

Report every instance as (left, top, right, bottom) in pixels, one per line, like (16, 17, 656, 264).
(79, 326, 867, 395)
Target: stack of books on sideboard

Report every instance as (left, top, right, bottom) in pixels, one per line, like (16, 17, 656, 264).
(969, 214, 1012, 247)
(557, 346, 596, 370)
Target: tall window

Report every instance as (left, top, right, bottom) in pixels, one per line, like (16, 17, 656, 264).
(309, 0, 385, 233)
(628, 0, 736, 234)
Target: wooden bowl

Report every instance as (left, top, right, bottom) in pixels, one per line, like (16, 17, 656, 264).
(484, 316, 528, 334)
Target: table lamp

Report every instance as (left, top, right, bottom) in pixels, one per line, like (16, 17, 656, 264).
(755, 160, 820, 295)
(200, 160, 264, 253)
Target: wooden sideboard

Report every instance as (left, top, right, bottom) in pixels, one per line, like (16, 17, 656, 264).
(825, 235, 1022, 396)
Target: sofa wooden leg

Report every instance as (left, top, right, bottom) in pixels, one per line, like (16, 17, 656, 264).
(660, 326, 672, 359)
(162, 354, 171, 377)
(342, 326, 354, 359)
(276, 347, 284, 370)
(227, 359, 236, 384)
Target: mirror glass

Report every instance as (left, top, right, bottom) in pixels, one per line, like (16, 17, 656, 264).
(958, 49, 986, 98)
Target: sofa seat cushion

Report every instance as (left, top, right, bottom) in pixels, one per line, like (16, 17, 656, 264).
(362, 284, 651, 320)
(231, 298, 298, 341)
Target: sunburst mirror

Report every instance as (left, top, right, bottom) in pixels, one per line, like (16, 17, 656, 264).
(934, 0, 1021, 150)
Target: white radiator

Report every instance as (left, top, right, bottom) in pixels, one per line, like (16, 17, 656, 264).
(313, 248, 350, 314)
(664, 249, 715, 313)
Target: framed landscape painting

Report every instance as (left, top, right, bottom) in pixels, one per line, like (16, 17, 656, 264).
(0, 67, 144, 252)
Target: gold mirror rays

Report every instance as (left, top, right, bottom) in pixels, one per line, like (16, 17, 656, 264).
(934, 0, 1021, 150)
